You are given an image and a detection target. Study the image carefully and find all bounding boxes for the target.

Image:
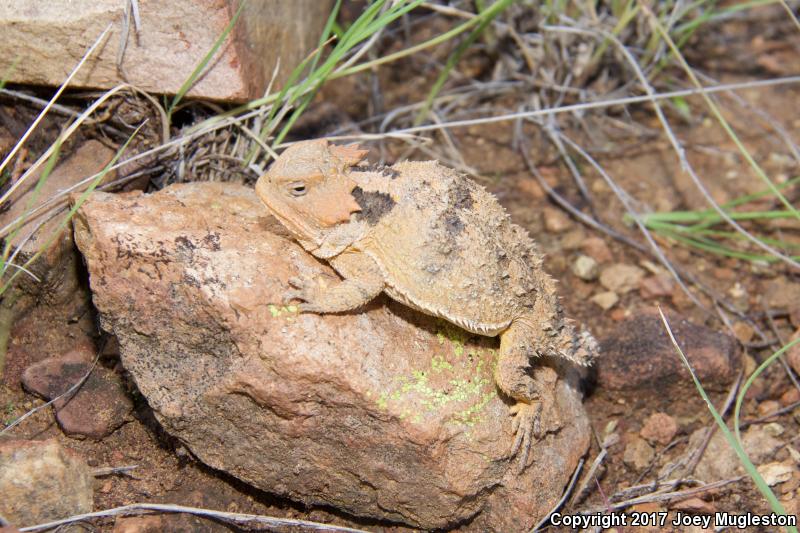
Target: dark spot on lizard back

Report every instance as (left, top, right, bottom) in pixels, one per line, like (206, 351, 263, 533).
(440, 180, 474, 237)
(351, 163, 400, 179)
(351, 186, 396, 226)
(452, 182, 474, 210)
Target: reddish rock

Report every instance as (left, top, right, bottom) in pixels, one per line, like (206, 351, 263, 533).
(21, 348, 132, 439)
(542, 206, 572, 233)
(639, 273, 676, 299)
(596, 310, 741, 391)
(599, 263, 645, 294)
(640, 412, 679, 446)
(623, 435, 654, 470)
(0, 439, 93, 526)
(73, 183, 591, 531)
(670, 497, 715, 514)
(580, 237, 613, 263)
(0, 1, 331, 102)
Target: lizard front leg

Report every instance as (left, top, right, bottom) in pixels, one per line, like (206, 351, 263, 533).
(496, 319, 560, 473)
(286, 251, 385, 313)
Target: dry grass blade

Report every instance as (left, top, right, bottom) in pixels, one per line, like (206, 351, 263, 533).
(18, 503, 371, 533)
(385, 76, 800, 135)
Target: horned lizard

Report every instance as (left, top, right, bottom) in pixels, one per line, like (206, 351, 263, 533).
(256, 139, 597, 470)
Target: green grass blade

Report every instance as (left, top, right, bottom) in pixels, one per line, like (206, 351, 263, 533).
(1, 137, 63, 268)
(734, 337, 800, 442)
(168, 0, 246, 118)
(658, 308, 796, 532)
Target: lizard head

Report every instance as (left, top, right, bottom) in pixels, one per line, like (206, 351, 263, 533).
(256, 139, 368, 251)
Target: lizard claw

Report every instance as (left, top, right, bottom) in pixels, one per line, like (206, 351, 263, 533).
(284, 277, 314, 304)
(509, 401, 541, 473)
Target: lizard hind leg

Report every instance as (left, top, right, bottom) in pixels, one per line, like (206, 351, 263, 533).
(495, 319, 560, 473)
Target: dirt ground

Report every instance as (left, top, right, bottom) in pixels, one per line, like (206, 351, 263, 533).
(2, 4, 800, 532)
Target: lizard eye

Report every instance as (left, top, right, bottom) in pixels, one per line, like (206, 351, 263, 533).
(288, 182, 307, 197)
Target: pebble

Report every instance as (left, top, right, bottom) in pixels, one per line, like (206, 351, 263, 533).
(670, 497, 715, 514)
(21, 349, 133, 440)
(640, 412, 679, 446)
(757, 400, 780, 418)
(580, 237, 613, 263)
(731, 321, 755, 344)
(638, 273, 676, 299)
(694, 425, 784, 481)
(561, 229, 586, 250)
(591, 291, 618, 310)
(572, 255, 599, 281)
(542, 206, 572, 233)
(758, 462, 794, 486)
(599, 263, 645, 294)
(623, 435, 655, 470)
(780, 387, 800, 406)
(764, 422, 785, 437)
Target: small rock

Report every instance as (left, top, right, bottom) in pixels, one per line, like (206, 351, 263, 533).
(599, 263, 645, 294)
(764, 422, 785, 437)
(731, 322, 755, 344)
(572, 255, 599, 281)
(21, 348, 132, 439)
(758, 400, 780, 418)
(780, 387, 800, 407)
(609, 308, 627, 321)
(640, 412, 679, 446)
(763, 279, 800, 316)
(596, 310, 741, 391)
(0, 439, 93, 525)
(561, 229, 586, 250)
(623, 436, 654, 470)
(639, 273, 676, 299)
(758, 462, 795, 486)
(581, 237, 612, 263)
(694, 425, 784, 481)
(670, 497, 715, 514)
(591, 291, 619, 310)
(542, 206, 572, 233)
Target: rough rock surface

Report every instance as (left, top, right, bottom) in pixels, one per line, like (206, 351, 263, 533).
(0, 439, 93, 527)
(73, 182, 591, 530)
(596, 310, 741, 391)
(21, 347, 132, 439)
(0, 1, 331, 102)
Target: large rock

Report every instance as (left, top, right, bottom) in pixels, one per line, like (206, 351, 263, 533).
(0, 1, 331, 102)
(0, 439, 93, 527)
(73, 183, 591, 530)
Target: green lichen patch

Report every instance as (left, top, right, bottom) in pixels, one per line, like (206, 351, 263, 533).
(375, 328, 498, 429)
(267, 304, 298, 320)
